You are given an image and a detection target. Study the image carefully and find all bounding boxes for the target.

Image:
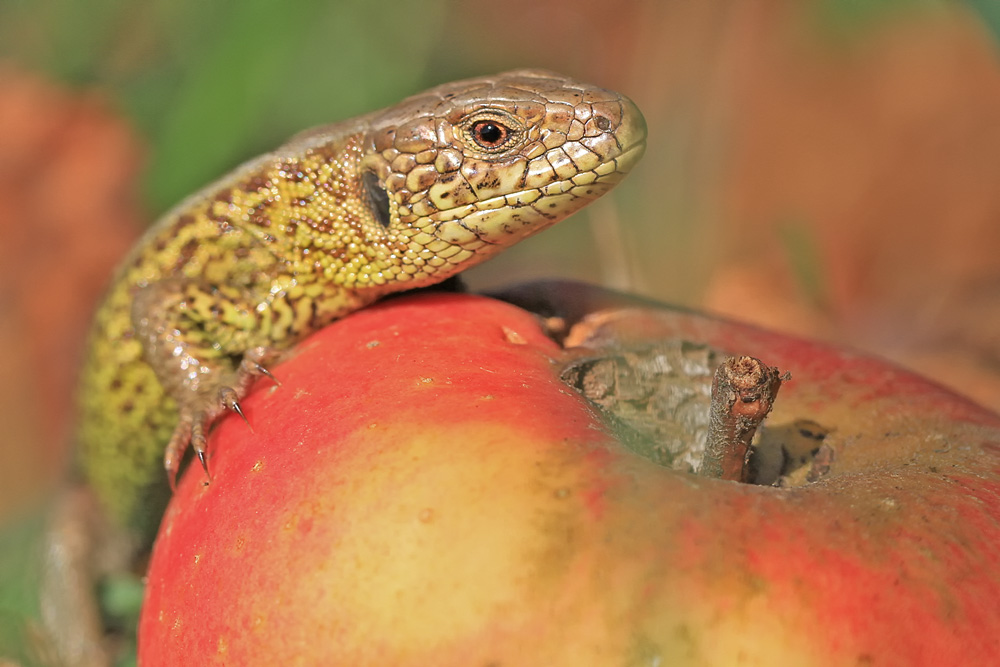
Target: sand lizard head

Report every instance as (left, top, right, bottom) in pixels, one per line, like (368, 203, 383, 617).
(267, 69, 646, 291)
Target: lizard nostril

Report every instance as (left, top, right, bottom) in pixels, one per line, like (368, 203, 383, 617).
(594, 115, 612, 132)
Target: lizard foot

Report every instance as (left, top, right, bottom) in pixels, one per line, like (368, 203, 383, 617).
(162, 347, 281, 488)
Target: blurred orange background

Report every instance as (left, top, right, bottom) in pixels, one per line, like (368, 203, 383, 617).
(2, 0, 999, 512)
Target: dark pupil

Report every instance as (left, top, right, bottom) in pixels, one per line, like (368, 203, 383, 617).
(474, 121, 506, 147)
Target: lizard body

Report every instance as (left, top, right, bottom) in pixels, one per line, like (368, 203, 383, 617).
(75, 69, 646, 543)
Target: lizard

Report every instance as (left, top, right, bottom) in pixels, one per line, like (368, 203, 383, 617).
(74, 68, 647, 549)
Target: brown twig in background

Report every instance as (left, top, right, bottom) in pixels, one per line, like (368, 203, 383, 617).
(701, 356, 787, 482)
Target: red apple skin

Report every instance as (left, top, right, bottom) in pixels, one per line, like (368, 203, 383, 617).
(139, 291, 1000, 666)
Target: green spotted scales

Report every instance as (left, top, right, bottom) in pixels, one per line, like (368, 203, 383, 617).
(76, 69, 647, 543)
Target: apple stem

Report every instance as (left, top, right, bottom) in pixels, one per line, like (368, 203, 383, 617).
(701, 356, 788, 482)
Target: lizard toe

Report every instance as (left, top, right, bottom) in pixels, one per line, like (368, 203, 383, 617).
(190, 421, 212, 483)
(219, 386, 251, 430)
(240, 346, 281, 387)
(164, 417, 193, 491)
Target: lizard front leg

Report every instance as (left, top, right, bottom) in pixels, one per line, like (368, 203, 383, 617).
(132, 279, 278, 484)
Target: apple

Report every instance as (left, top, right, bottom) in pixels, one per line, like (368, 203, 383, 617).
(139, 285, 1000, 665)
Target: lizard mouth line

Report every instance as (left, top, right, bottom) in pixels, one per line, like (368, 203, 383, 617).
(422, 140, 646, 227)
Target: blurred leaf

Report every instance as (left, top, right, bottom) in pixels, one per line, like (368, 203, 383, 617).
(98, 571, 143, 666)
(0, 510, 46, 665)
(98, 572, 144, 630)
(1, 0, 448, 216)
(778, 221, 827, 308)
(139, 0, 447, 214)
(812, 0, 947, 42)
(964, 0, 1000, 42)
(0, 0, 124, 83)
(138, 0, 317, 212)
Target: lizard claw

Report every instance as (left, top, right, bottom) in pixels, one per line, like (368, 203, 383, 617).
(196, 450, 211, 484)
(220, 386, 252, 430)
(190, 420, 211, 483)
(241, 346, 281, 387)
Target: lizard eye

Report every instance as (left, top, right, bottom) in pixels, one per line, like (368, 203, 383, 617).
(470, 120, 510, 149)
(460, 110, 523, 154)
(362, 170, 391, 228)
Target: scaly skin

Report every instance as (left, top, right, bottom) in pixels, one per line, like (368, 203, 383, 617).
(76, 69, 646, 544)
